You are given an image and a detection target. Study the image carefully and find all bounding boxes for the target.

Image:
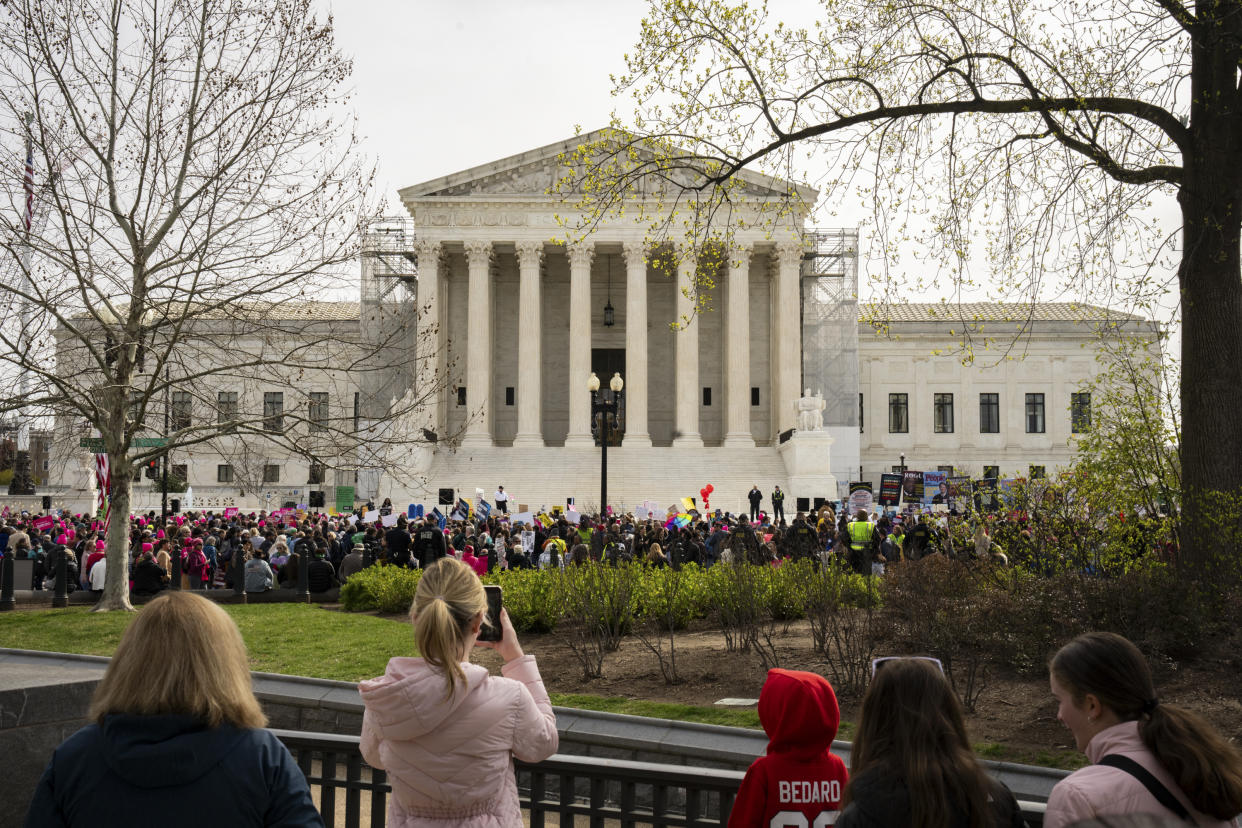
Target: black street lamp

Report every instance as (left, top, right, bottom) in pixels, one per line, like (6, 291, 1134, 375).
(589, 371, 624, 515)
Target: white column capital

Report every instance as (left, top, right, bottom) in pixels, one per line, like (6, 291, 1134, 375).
(621, 240, 649, 265)
(774, 241, 802, 269)
(515, 240, 545, 267)
(413, 239, 442, 261)
(566, 241, 595, 268)
(463, 239, 493, 264)
(731, 242, 754, 268)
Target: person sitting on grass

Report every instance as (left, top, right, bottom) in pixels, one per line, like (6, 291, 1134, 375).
(728, 669, 849, 828)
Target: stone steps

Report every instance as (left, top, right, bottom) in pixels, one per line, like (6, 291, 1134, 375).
(419, 445, 791, 516)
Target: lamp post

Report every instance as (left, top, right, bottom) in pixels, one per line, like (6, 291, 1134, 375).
(589, 372, 624, 515)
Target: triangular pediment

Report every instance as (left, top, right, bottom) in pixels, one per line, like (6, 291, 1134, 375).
(398, 128, 819, 202)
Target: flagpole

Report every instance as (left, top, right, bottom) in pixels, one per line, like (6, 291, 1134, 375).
(9, 112, 36, 497)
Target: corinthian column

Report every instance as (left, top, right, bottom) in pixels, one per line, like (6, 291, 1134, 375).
(723, 243, 755, 447)
(672, 245, 703, 447)
(564, 242, 595, 447)
(462, 240, 493, 447)
(513, 241, 545, 446)
(622, 240, 652, 447)
(413, 239, 444, 437)
(773, 241, 803, 437)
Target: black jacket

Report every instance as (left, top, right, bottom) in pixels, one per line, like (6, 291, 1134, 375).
(131, 559, 167, 594)
(837, 767, 1026, 828)
(412, 525, 447, 568)
(25, 714, 321, 827)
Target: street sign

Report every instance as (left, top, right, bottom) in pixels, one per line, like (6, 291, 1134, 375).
(78, 436, 169, 450)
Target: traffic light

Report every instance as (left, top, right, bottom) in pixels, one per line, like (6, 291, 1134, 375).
(144, 459, 159, 479)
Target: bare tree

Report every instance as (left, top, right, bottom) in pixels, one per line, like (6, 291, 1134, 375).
(0, 0, 439, 610)
(562, 0, 1238, 572)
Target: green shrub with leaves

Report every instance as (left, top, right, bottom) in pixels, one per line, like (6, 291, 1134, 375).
(633, 563, 710, 630)
(492, 568, 565, 634)
(339, 564, 422, 614)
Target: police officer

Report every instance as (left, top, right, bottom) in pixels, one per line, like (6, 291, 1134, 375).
(846, 509, 875, 576)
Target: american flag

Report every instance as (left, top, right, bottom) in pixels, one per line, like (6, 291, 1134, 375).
(94, 453, 111, 531)
(22, 147, 34, 232)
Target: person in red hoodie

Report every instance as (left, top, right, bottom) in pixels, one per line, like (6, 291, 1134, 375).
(728, 669, 848, 828)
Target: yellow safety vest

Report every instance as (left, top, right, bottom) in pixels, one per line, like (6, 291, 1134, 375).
(848, 520, 875, 550)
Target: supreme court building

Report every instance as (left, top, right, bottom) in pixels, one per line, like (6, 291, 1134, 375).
(47, 131, 1157, 515)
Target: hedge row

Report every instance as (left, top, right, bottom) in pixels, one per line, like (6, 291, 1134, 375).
(339, 560, 878, 632)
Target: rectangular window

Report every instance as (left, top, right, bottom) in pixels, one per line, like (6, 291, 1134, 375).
(1071, 392, 1092, 433)
(263, 392, 284, 433)
(353, 391, 360, 433)
(938, 465, 955, 475)
(172, 464, 188, 482)
(702, 387, 712, 406)
(979, 393, 999, 433)
(217, 391, 238, 427)
(217, 464, 234, 484)
(308, 461, 325, 484)
(751, 387, 760, 406)
(859, 393, 864, 433)
(263, 464, 281, 484)
(170, 391, 191, 432)
(456, 386, 467, 406)
(888, 393, 909, 433)
(308, 392, 329, 432)
(934, 393, 954, 433)
(983, 465, 999, 479)
(1026, 393, 1046, 433)
(505, 387, 515, 406)
(1029, 465, 1046, 479)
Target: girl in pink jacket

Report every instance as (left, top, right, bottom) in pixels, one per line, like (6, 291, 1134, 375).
(1046, 632, 1242, 827)
(359, 557, 558, 827)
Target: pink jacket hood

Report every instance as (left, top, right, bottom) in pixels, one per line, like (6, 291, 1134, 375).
(359, 655, 558, 828)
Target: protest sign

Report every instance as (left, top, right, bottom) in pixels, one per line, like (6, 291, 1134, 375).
(565, 510, 581, 524)
(947, 477, 973, 511)
(848, 481, 874, 513)
(513, 511, 533, 526)
(33, 515, 55, 532)
(923, 471, 948, 505)
(878, 474, 903, 507)
(381, 513, 399, 527)
(902, 471, 924, 504)
(361, 510, 380, 524)
(224, 507, 239, 518)
(334, 485, 355, 513)
(635, 506, 649, 521)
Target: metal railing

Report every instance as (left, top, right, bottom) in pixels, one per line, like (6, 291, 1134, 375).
(274, 728, 1046, 828)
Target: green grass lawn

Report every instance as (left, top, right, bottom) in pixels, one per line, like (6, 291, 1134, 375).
(0, 605, 1083, 767)
(0, 604, 764, 730)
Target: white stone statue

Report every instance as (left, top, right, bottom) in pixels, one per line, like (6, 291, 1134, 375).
(796, 388, 826, 431)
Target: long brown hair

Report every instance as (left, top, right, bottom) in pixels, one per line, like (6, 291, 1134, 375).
(410, 557, 487, 698)
(1051, 632, 1242, 818)
(90, 592, 266, 729)
(846, 659, 992, 828)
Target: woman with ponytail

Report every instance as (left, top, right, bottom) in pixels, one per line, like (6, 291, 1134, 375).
(359, 557, 557, 827)
(1046, 632, 1242, 827)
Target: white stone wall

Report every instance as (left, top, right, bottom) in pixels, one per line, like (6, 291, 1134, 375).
(857, 321, 1150, 480)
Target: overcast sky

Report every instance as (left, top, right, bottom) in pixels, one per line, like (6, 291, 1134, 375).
(331, 0, 1181, 346)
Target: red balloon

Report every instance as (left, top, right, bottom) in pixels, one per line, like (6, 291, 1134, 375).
(706, 484, 715, 494)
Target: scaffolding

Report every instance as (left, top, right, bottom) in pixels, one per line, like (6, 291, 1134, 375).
(800, 228, 859, 429)
(358, 217, 420, 418)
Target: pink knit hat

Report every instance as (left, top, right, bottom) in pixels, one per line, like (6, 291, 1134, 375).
(95, 540, 105, 551)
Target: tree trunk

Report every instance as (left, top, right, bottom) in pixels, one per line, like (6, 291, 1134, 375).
(1177, 30, 1242, 572)
(94, 468, 134, 612)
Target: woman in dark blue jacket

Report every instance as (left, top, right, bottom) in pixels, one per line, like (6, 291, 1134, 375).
(25, 592, 322, 827)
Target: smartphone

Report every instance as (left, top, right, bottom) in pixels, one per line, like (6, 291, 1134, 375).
(479, 585, 503, 642)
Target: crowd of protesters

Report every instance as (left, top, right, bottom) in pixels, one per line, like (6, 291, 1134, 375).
(0, 483, 1181, 601)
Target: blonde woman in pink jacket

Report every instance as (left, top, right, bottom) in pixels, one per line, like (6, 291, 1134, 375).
(1045, 632, 1242, 828)
(359, 557, 558, 827)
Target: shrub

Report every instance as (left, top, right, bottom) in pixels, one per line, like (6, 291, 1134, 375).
(496, 568, 564, 634)
(559, 562, 640, 678)
(633, 563, 709, 630)
(803, 562, 885, 698)
(339, 564, 421, 614)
